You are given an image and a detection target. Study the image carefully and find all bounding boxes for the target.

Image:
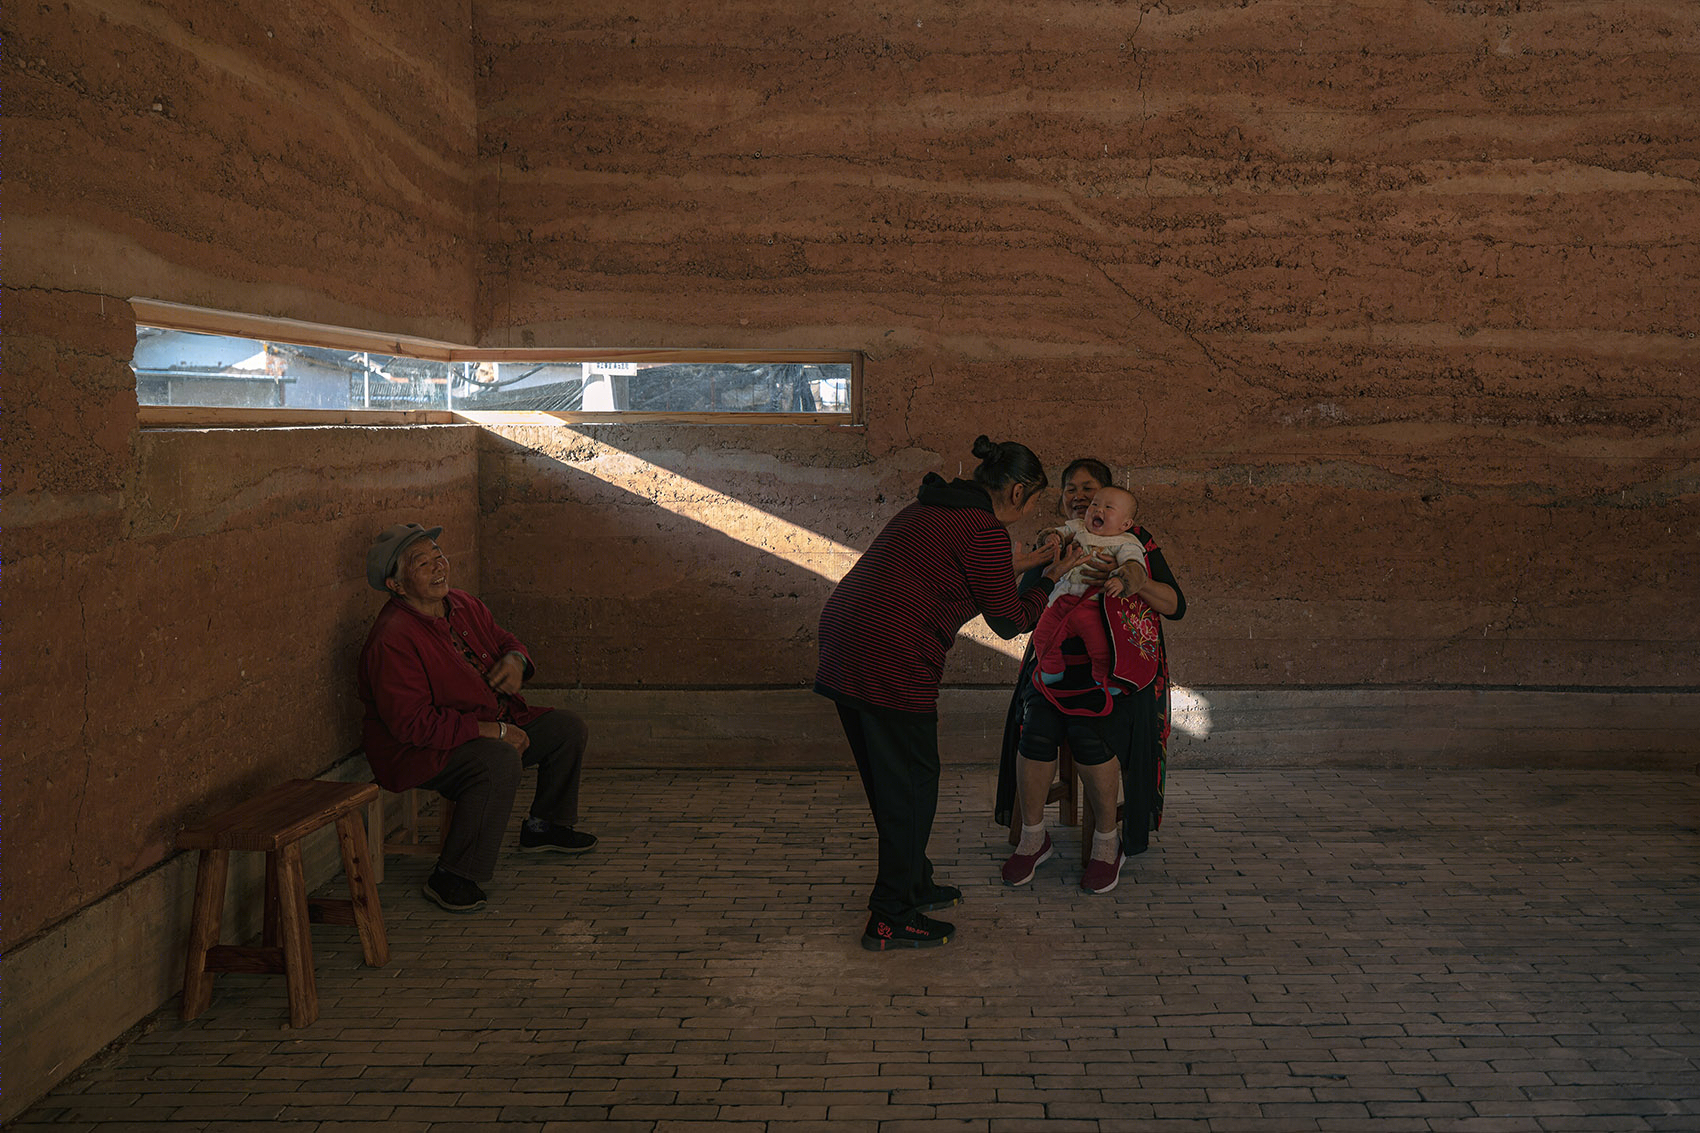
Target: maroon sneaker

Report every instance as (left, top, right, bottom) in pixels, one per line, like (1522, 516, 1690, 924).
(1000, 833, 1054, 886)
(1080, 848, 1125, 895)
(861, 912, 954, 951)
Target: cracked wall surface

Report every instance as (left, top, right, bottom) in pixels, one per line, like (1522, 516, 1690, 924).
(472, 0, 1698, 690)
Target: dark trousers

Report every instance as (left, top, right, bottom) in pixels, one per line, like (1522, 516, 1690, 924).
(421, 707, 589, 882)
(836, 702, 940, 919)
(1016, 685, 1117, 766)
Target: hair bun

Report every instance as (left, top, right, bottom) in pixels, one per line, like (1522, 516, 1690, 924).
(968, 436, 1048, 496)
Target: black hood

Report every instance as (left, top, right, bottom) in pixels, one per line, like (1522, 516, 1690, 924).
(916, 473, 994, 513)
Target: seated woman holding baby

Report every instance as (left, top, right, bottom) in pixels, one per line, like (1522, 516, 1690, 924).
(993, 458, 1187, 895)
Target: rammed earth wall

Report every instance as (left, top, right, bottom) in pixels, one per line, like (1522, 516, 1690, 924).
(470, 1, 1698, 690)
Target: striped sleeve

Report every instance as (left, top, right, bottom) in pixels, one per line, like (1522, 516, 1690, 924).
(963, 525, 1051, 639)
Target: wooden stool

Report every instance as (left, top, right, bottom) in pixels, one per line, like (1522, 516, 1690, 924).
(1007, 742, 1080, 846)
(377, 787, 455, 863)
(176, 779, 388, 1028)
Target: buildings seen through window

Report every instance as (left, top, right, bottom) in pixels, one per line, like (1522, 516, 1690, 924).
(132, 328, 853, 416)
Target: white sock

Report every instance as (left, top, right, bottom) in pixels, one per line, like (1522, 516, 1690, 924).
(1091, 829, 1121, 862)
(1017, 822, 1047, 855)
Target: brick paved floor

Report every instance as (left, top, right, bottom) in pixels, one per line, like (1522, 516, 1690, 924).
(16, 766, 1700, 1132)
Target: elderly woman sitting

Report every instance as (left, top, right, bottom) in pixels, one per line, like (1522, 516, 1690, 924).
(357, 523, 595, 912)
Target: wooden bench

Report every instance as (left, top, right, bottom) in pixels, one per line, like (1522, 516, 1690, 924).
(176, 779, 388, 1028)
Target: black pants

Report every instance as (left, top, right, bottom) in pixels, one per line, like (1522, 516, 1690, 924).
(1016, 684, 1117, 766)
(836, 702, 941, 919)
(420, 707, 589, 882)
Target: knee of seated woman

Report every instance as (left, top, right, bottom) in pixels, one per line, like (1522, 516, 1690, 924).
(461, 737, 524, 778)
(1016, 727, 1063, 762)
(1063, 730, 1117, 766)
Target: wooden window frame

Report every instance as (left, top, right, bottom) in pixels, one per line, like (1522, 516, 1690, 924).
(131, 299, 864, 428)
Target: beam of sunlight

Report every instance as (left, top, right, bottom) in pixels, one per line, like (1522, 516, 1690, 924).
(601, 453, 863, 559)
(954, 621, 1041, 662)
(1171, 687, 1212, 739)
(472, 415, 1035, 661)
(641, 461, 1032, 663)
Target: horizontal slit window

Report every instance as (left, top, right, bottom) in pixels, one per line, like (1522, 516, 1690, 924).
(131, 299, 862, 427)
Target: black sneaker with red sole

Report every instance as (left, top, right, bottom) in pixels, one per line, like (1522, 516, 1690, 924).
(861, 911, 954, 951)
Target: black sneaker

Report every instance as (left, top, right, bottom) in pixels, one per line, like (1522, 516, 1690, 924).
(861, 911, 954, 951)
(518, 823, 598, 854)
(916, 884, 962, 912)
(422, 867, 487, 913)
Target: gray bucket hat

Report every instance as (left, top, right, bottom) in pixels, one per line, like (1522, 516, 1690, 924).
(366, 523, 444, 592)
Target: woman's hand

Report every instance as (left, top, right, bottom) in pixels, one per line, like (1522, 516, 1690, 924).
(1077, 551, 1119, 585)
(1013, 523, 1067, 568)
(1041, 541, 1091, 582)
(487, 652, 526, 695)
(1012, 529, 1066, 575)
(1090, 557, 1161, 606)
(1120, 560, 1150, 594)
(481, 720, 531, 755)
(1012, 544, 1056, 574)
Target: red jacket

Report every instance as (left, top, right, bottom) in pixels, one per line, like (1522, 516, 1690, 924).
(357, 589, 549, 790)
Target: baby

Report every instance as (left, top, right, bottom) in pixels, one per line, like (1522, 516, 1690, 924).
(1030, 486, 1147, 693)
(1038, 486, 1147, 603)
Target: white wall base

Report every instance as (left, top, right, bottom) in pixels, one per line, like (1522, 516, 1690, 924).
(529, 685, 1700, 771)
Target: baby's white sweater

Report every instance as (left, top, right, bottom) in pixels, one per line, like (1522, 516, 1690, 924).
(1047, 522, 1147, 603)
